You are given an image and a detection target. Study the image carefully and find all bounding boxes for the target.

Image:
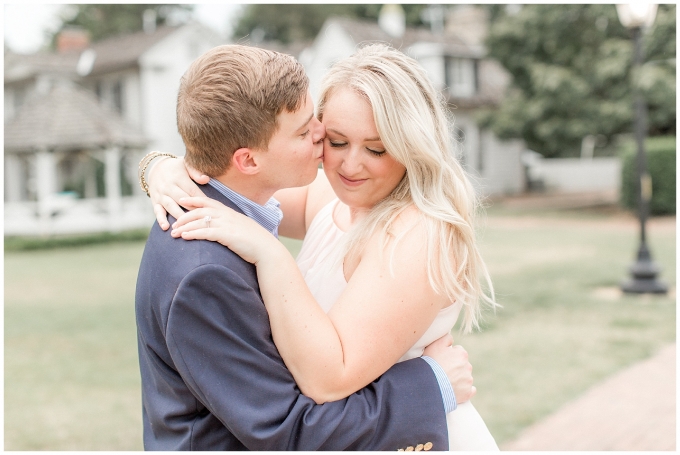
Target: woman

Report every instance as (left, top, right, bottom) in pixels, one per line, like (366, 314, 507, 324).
(148, 44, 498, 450)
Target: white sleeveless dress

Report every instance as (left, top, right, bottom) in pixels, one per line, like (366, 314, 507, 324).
(296, 199, 499, 451)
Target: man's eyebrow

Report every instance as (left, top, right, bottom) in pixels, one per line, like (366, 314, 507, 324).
(296, 113, 314, 132)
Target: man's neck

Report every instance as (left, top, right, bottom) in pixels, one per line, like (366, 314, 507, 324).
(212, 173, 274, 206)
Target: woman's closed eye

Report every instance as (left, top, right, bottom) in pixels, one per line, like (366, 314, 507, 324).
(300, 130, 310, 138)
(366, 147, 386, 157)
(329, 140, 386, 157)
(329, 140, 347, 148)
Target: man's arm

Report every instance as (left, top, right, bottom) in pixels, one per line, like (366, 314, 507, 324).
(166, 263, 449, 451)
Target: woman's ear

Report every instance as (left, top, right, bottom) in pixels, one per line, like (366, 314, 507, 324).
(231, 148, 261, 175)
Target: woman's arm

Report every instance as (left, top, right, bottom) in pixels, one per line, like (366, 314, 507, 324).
(173, 202, 449, 404)
(145, 155, 333, 239)
(257, 208, 448, 403)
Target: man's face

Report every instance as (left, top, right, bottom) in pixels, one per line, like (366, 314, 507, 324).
(257, 92, 325, 192)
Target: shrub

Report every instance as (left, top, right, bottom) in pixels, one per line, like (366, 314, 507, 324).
(4, 228, 150, 252)
(620, 136, 676, 215)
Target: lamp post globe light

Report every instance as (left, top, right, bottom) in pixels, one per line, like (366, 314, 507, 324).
(616, 3, 667, 294)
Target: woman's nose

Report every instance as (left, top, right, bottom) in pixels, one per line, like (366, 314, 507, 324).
(340, 148, 363, 175)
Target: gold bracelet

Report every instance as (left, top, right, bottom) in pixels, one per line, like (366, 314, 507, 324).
(138, 151, 163, 195)
(138, 151, 177, 197)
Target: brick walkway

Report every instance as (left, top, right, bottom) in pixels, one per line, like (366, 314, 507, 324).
(502, 343, 676, 451)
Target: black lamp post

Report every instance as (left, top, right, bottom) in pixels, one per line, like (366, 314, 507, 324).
(616, 4, 667, 294)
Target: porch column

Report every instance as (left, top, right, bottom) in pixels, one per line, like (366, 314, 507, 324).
(105, 146, 122, 232)
(36, 148, 56, 233)
(128, 149, 147, 197)
(4, 153, 23, 202)
(469, 122, 482, 174)
(83, 156, 98, 199)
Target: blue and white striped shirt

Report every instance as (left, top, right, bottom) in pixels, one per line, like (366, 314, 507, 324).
(422, 356, 457, 413)
(208, 179, 283, 237)
(209, 179, 456, 413)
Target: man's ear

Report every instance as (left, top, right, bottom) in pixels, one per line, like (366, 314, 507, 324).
(231, 147, 262, 175)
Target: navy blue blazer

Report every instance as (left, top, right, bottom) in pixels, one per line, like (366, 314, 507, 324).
(135, 183, 448, 450)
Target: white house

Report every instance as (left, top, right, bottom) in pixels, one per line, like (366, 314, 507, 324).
(77, 22, 224, 155)
(298, 5, 527, 197)
(4, 21, 225, 236)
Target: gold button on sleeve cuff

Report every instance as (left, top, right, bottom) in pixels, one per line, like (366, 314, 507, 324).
(423, 442, 433, 451)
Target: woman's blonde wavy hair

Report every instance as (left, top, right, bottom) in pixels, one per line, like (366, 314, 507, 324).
(317, 43, 497, 333)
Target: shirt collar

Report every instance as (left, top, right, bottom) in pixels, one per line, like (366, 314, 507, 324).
(208, 179, 283, 237)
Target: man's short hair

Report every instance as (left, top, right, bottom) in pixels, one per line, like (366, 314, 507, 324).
(177, 44, 309, 176)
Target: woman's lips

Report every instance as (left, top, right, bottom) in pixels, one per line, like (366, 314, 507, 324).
(339, 174, 367, 187)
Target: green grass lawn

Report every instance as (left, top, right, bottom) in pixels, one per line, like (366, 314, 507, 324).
(5, 243, 145, 450)
(4, 211, 675, 450)
(457, 211, 676, 444)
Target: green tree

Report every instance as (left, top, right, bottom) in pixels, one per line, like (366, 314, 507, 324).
(51, 4, 194, 44)
(232, 4, 427, 44)
(479, 4, 675, 158)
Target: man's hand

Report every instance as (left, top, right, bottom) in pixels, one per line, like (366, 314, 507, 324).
(423, 334, 476, 403)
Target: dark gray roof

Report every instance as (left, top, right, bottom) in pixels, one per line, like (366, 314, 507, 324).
(4, 25, 182, 83)
(87, 25, 181, 75)
(4, 82, 147, 153)
(322, 17, 507, 107)
(323, 17, 484, 58)
(4, 51, 80, 84)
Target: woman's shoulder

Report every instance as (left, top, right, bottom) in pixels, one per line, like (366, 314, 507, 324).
(389, 204, 426, 238)
(365, 204, 427, 253)
(345, 204, 429, 281)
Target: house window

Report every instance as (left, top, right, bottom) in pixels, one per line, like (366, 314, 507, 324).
(94, 79, 124, 114)
(94, 81, 104, 102)
(6, 84, 28, 121)
(112, 80, 124, 114)
(453, 125, 466, 166)
(13, 86, 26, 114)
(445, 57, 477, 98)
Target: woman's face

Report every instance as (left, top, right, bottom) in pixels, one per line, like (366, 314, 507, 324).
(321, 88, 406, 211)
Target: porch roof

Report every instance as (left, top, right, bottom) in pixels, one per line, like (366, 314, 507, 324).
(322, 17, 484, 58)
(4, 82, 148, 153)
(4, 50, 80, 84)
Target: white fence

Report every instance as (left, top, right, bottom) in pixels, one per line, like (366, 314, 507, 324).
(528, 156, 622, 194)
(4, 196, 155, 236)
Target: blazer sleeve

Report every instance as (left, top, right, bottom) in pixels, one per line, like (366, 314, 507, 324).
(165, 263, 449, 451)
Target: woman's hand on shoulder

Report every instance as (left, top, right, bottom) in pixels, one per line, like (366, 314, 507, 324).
(170, 196, 277, 264)
(148, 156, 209, 230)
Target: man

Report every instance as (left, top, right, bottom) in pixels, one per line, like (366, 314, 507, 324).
(136, 44, 473, 450)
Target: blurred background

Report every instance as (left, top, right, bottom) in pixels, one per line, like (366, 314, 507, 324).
(4, 3, 676, 450)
